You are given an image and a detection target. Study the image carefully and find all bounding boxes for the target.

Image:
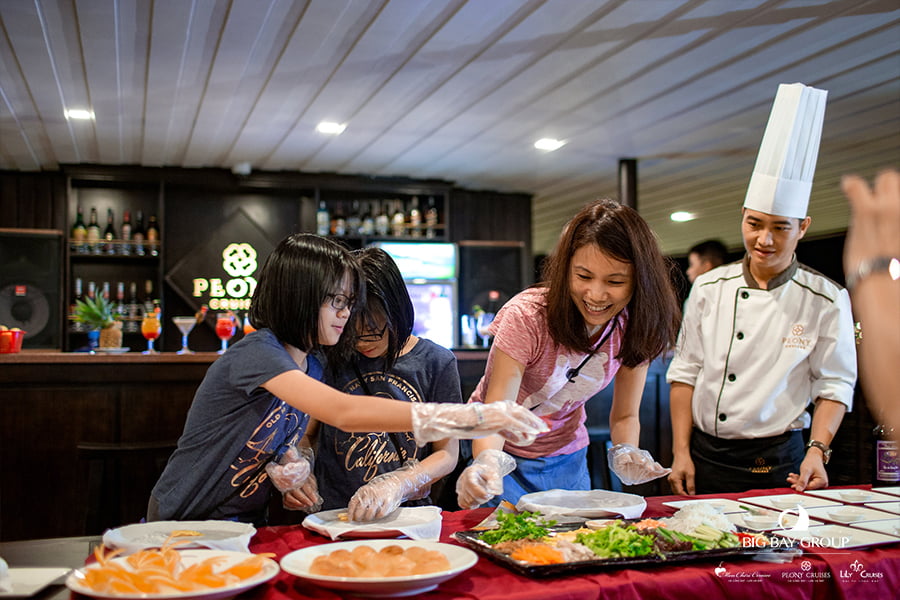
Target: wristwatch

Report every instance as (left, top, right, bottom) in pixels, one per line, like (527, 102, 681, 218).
(806, 439, 832, 464)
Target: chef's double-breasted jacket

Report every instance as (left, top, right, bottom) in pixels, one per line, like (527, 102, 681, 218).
(667, 257, 857, 439)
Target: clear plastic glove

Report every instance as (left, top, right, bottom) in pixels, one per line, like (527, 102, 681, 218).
(282, 473, 322, 512)
(266, 446, 314, 493)
(411, 400, 548, 447)
(347, 459, 433, 522)
(607, 443, 671, 485)
(456, 449, 517, 509)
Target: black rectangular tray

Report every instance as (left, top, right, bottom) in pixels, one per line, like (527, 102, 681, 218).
(452, 524, 798, 578)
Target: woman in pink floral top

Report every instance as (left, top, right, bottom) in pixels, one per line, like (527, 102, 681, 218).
(457, 198, 682, 507)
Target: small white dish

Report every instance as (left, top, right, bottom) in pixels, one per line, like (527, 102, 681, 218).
(742, 514, 779, 530)
(103, 520, 255, 554)
(826, 508, 867, 523)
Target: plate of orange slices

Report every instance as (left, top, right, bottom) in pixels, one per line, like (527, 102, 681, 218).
(65, 547, 279, 600)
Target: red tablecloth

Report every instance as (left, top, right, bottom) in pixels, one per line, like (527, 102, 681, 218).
(247, 486, 899, 599)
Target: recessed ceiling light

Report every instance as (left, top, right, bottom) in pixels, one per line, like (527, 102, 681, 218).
(316, 121, 346, 135)
(534, 138, 565, 151)
(64, 109, 94, 120)
(670, 211, 696, 222)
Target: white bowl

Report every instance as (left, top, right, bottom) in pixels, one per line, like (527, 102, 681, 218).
(742, 514, 778, 530)
(828, 508, 866, 523)
(839, 491, 872, 503)
(770, 496, 803, 509)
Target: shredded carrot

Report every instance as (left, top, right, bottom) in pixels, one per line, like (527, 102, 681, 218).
(634, 519, 666, 530)
(510, 543, 565, 565)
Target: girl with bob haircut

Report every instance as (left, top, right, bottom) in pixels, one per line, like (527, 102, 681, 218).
(292, 247, 462, 521)
(149, 234, 545, 525)
(457, 198, 681, 508)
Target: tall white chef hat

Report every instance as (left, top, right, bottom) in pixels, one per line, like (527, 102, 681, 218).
(743, 83, 827, 219)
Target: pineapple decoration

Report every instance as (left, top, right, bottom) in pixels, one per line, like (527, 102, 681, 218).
(74, 294, 123, 348)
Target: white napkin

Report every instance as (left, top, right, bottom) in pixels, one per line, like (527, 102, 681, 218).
(302, 506, 442, 541)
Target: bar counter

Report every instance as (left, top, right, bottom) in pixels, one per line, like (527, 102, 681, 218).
(0, 350, 490, 542)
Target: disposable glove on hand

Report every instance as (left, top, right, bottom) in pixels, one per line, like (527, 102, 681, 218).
(266, 446, 315, 492)
(282, 473, 322, 513)
(411, 400, 548, 446)
(456, 449, 517, 509)
(347, 459, 433, 522)
(607, 443, 671, 485)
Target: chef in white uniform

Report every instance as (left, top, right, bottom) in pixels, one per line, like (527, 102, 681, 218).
(667, 83, 857, 495)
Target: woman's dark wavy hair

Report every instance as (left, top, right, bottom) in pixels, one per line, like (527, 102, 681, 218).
(353, 247, 415, 371)
(249, 233, 364, 355)
(541, 198, 681, 367)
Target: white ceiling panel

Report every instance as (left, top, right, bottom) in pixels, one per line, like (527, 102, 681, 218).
(0, 0, 897, 255)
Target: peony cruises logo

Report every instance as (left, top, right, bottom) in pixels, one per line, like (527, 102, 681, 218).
(191, 243, 259, 311)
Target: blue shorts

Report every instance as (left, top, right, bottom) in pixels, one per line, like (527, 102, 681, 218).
(484, 447, 590, 507)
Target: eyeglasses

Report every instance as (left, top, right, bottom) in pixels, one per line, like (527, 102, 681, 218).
(325, 293, 354, 311)
(357, 323, 388, 342)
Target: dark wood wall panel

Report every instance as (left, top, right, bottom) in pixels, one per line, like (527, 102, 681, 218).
(0, 170, 67, 230)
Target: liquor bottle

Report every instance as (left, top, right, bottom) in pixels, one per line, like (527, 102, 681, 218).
(143, 279, 156, 315)
(374, 200, 390, 236)
(360, 200, 375, 236)
(70, 277, 84, 332)
(103, 208, 117, 255)
(119, 210, 132, 255)
(390, 200, 405, 237)
(86, 207, 102, 254)
(316, 201, 330, 236)
(86, 280, 97, 301)
(425, 196, 439, 238)
(874, 420, 899, 484)
(347, 200, 362, 235)
(71, 205, 87, 253)
(124, 281, 141, 333)
(101, 281, 110, 302)
(132, 211, 146, 256)
(332, 202, 347, 236)
(146, 215, 160, 256)
(408, 197, 421, 238)
(115, 282, 128, 323)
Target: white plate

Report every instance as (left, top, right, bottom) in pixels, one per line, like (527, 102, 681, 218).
(516, 489, 646, 519)
(302, 507, 442, 541)
(662, 498, 747, 514)
(871, 486, 900, 497)
(102, 521, 256, 554)
(65, 550, 278, 600)
(863, 501, 900, 515)
(801, 488, 898, 504)
(803, 504, 896, 524)
(774, 523, 900, 549)
(94, 347, 130, 354)
(738, 494, 840, 511)
(849, 519, 900, 538)
(280, 539, 477, 598)
(0, 568, 70, 598)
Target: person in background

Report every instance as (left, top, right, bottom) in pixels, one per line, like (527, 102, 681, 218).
(667, 83, 857, 495)
(686, 239, 728, 284)
(292, 247, 462, 521)
(841, 169, 900, 440)
(456, 198, 681, 509)
(147, 234, 546, 525)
